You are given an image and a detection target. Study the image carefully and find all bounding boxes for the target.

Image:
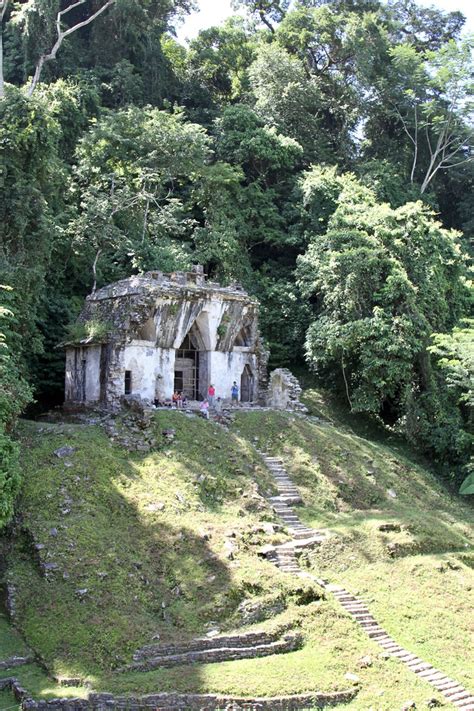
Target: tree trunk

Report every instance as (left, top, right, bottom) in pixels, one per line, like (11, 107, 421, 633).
(28, 0, 115, 96)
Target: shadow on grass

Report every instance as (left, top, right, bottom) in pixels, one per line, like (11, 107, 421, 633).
(1, 418, 244, 697)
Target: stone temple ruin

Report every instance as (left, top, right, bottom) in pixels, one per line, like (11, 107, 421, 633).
(64, 266, 269, 409)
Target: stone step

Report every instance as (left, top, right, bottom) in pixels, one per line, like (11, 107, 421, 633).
(381, 643, 401, 652)
(124, 634, 302, 672)
(133, 630, 284, 661)
(269, 495, 303, 504)
(444, 687, 470, 698)
(448, 692, 473, 704)
(275, 560, 299, 571)
(367, 629, 387, 639)
(391, 651, 418, 662)
(417, 668, 443, 680)
(356, 617, 377, 625)
(409, 662, 433, 673)
(289, 526, 314, 532)
(291, 532, 318, 540)
(432, 679, 460, 691)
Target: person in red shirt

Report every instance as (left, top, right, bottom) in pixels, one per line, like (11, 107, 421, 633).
(207, 384, 216, 408)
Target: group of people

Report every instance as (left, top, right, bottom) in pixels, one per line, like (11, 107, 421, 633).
(199, 381, 239, 419)
(171, 391, 188, 408)
(155, 382, 240, 418)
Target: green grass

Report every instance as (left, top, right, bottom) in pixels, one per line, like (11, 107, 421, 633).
(98, 599, 451, 708)
(5, 414, 287, 678)
(0, 395, 472, 707)
(233, 393, 474, 695)
(0, 613, 83, 703)
(0, 614, 30, 660)
(0, 689, 20, 711)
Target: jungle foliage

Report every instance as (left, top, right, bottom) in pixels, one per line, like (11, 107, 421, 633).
(0, 0, 473, 516)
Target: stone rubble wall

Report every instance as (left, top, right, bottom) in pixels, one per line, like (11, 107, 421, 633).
(265, 369, 307, 412)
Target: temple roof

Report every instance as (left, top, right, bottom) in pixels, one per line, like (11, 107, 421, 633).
(87, 267, 254, 304)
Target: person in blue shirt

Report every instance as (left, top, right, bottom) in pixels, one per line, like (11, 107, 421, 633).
(231, 381, 239, 405)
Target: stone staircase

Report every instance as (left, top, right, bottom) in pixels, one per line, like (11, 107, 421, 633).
(120, 629, 302, 672)
(264, 455, 325, 539)
(258, 449, 474, 711)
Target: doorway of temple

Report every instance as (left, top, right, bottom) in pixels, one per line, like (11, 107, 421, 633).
(174, 334, 200, 399)
(240, 364, 254, 402)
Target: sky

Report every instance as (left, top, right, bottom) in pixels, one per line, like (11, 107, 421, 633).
(176, 0, 474, 43)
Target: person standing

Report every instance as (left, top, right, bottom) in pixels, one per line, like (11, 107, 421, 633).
(208, 384, 216, 408)
(231, 381, 239, 405)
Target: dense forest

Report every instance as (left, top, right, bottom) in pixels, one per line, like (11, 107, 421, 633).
(0, 0, 473, 525)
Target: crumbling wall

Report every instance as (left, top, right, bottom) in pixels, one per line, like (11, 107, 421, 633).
(64, 346, 101, 404)
(266, 369, 306, 412)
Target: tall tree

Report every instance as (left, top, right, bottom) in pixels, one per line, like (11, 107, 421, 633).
(384, 38, 474, 193)
(297, 166, 470, 475)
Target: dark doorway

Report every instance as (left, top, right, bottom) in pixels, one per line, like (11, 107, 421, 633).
(81, 359, 87, 402)
(175, 334, 200, 400)
(174, 370, 184, 392)
(99, 345, 109, 403)
(241, 365, 254, 403)
(124, 370, 132, 395)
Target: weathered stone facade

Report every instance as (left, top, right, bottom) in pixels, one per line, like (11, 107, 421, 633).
(64, 267, 268, 409)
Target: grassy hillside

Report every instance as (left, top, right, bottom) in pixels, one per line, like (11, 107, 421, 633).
(0, 394, 473, 709)
(234, 389, 474, 694)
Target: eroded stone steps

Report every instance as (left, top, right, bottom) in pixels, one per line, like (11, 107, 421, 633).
(258, 448, 474, 709)
(120, 633, 302, 672)
(133, 629, 285, 661)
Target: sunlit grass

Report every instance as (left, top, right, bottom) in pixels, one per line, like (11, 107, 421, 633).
(1, 396, 471, 705)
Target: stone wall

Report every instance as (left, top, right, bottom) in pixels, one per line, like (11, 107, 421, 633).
(2, 680, 356, 711)
(265, 369, 307, 412)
